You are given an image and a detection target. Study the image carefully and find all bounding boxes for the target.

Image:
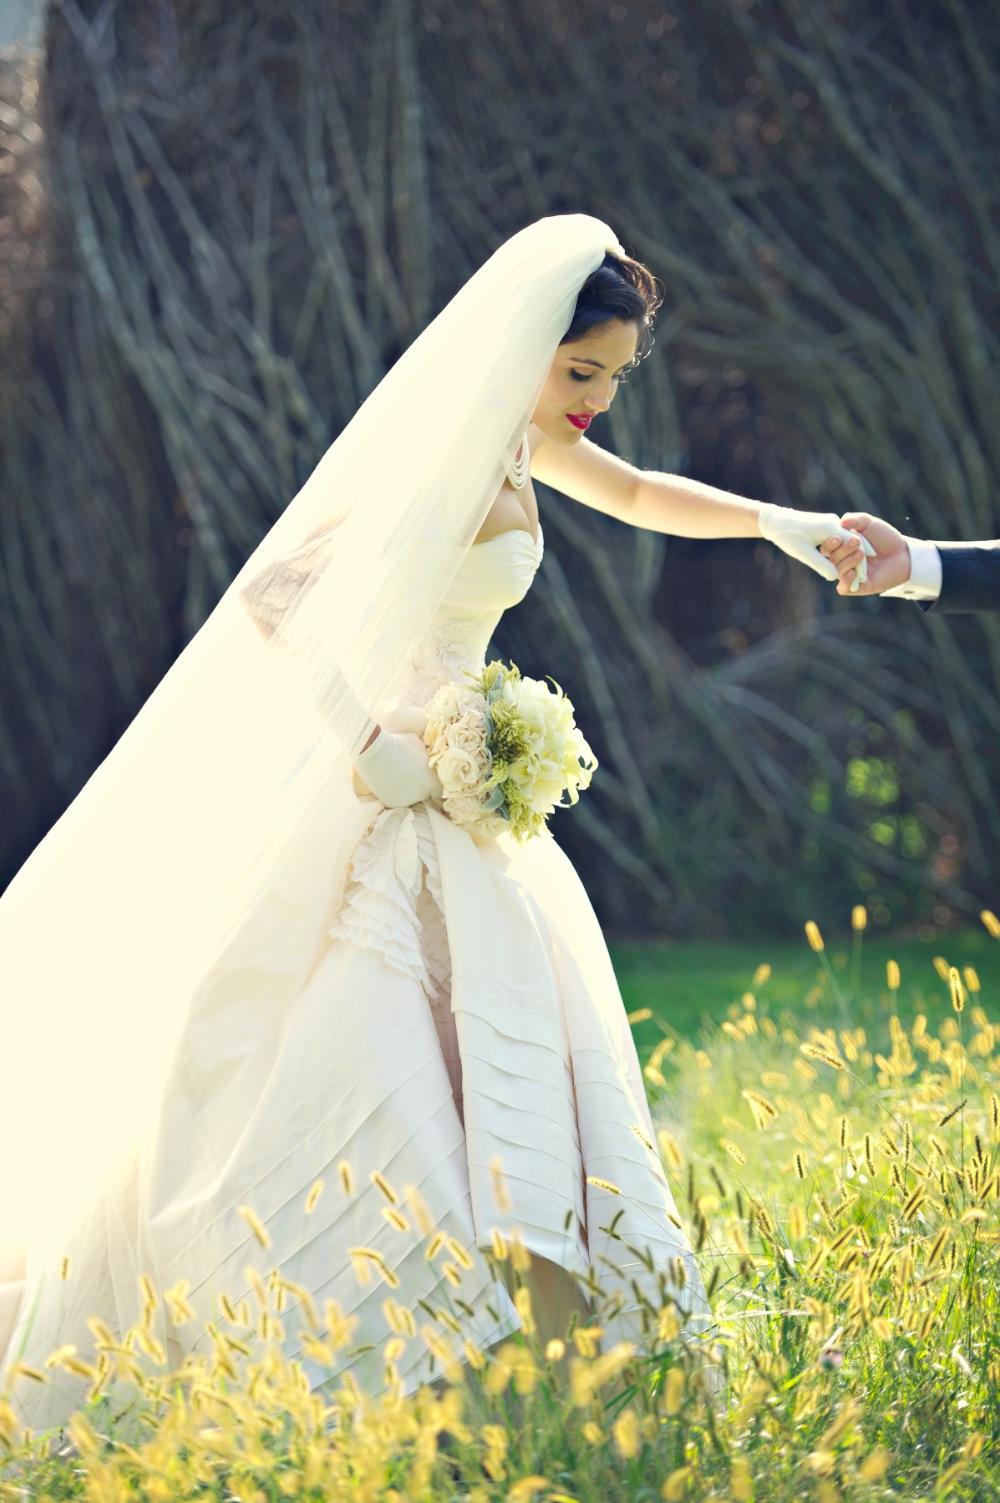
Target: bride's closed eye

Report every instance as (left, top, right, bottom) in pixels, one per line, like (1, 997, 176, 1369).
(570, 370, 631, 385)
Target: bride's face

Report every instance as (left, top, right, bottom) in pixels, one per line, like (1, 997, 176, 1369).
(531, 318, 641, 443)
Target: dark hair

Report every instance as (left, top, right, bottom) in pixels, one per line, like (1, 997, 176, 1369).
(560, 250, 664, 372)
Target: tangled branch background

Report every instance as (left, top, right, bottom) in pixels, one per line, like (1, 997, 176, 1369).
(1, 0, 997, 937)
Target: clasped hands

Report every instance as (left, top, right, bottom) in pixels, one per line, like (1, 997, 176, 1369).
(760, 505, 913, 597)
(757, 504, 876, 591)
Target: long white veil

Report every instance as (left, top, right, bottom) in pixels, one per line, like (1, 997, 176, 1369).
(0, 215, 622, 1357)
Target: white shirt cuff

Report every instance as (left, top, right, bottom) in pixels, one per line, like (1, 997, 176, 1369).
(880, 537, 942, 601)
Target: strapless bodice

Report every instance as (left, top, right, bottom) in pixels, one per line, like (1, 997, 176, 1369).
(387, 525, 544, 713)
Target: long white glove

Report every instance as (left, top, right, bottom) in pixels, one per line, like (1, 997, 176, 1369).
(758, 503, 876, 590)
(353, 728, 443, 808)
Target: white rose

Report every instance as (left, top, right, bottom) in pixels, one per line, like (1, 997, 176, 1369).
(426, 683, 482, 732)
(445, 792, 487, 827)
(426, 684, 461, 722)
(436, 745, 483, 795)
(444, 709, 488, 757)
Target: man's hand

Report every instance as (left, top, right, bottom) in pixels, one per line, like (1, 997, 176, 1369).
(820, 512, 911, 596)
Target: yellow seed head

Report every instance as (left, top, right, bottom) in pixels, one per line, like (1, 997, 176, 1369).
(43, 1343, 78, 1370)
(851, 904, 868, 932)
(508, 1230, 531, 1271)
(405, 1182, 436, 1237)
(489, 1154, 513, 1212)
(629, 1122, 657, 1154)
(730, 1456, 754, 1500)
(805, 920, 825, 953)
(371, 1171, 399, 1204)
(662, 1466, 693, 1500)
(237, 1204, 271, 1250)
(800, 1042, 845, 1070)
(663, 1366, 686, 1416)
(658, 1130, 684, 1171)
(425, 1230, 447, 1261)
(887, 960, 901, 991)
(612, 1407, 640, 1460)
(510, 1285, 537, 1337)
(742, 1088, 778, 1129)
(948, 967, 965, 1014)
(445, 1236, 475, 1270)
(67, 1412, 101, 1458)
(858, 1446, 890, 1482)
(980, 909, 1000, 940)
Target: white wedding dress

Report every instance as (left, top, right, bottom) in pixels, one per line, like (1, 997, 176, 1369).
(1, 519, 713, 1432)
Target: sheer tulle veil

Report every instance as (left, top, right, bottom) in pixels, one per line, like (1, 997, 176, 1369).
(0, 215, 623, 1303)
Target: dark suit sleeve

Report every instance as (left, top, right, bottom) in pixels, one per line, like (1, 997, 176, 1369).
(920, 541, 1000, 614)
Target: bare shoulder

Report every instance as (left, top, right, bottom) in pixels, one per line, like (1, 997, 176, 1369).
(527, 425, 640, 522)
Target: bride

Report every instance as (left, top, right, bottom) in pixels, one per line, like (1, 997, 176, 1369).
(0, 214, 870, 1434)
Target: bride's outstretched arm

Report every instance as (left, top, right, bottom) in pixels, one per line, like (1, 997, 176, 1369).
(628, 468, 764, 539)
(529, 434, 873, 581)
(533, 432, 790, 537)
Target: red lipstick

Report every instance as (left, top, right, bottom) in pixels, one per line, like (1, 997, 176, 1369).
(567, 413, 592, 430)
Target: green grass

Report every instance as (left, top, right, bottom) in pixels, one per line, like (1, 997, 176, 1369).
(2, 920, 997, 1500)
(610, 924, 1000, 1047)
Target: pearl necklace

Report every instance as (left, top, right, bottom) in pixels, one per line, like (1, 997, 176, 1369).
(503, 430, 530, 490)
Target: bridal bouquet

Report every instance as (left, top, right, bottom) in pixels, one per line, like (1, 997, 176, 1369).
(422, 658, 598, 842)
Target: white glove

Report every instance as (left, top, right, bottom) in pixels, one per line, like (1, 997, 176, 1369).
(758, 503, 876, 589)
(353, 728, 443, 808)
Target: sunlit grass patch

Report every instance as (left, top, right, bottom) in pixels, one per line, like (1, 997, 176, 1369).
(0, 908, 997, 1499)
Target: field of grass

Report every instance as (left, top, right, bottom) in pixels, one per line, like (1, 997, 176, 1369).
(611, 920, 1000, 1044)
(1, 913, 997, 1499)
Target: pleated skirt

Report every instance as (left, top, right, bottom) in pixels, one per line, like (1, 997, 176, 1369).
(3, 796, 712, 1433)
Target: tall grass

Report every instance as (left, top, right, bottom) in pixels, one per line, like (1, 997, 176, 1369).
(1, 910, 997, 1499)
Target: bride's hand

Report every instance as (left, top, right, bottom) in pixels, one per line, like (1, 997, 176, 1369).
(352, 728, 442, 808)
(757, 503, 876, 585)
